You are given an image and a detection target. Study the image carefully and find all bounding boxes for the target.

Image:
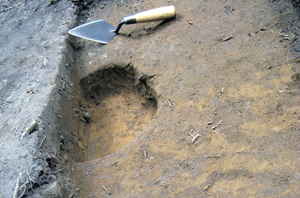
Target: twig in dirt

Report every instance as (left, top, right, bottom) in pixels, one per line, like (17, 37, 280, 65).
(33, 5, 39, 12)
(210, 107, 232, 130)
(212, 120, 223, 130)
(189, 131, 201, 144)
(192, 133, 200, 143)
(144, 151, 147, 158)
(167, 99, 172, 107)
(207, 120, 213, 125)
(69, 188, 80, 198)
(13, 172, 22, 198)
(204, 154, 221, 159)
(206, 116, 213, 125)
(287, 50, 290, 68)
(26, 171, 34, 184)
(222, 35, 233, 42)
(39, 137, 46, 148)
(204, 184, 211, 190)
(17, 183, 27, 198)
(44, 58, 47, 66)
(277, 90, 300, 94)
(0, 2, 20, 13)
(26, 85, 34, 94)
(21, 120, 38, 139)
(154, 174, 163, 185)
(189, 129, 201, 144)
(102, 186, 111, 195)
(237, 149, 244, 153)
(24, 171, 35, 193)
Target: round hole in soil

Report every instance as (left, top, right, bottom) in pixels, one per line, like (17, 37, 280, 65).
(78, 65, 157, 162)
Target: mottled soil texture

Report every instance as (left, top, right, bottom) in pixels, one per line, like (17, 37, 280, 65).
(68, 0, 300, 197)
(1, 0, 300, 198)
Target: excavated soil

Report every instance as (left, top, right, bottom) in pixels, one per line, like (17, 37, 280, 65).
(64, 0, 300, 197)
(3, 0, 299, 197)
(78, 65, 157, 162)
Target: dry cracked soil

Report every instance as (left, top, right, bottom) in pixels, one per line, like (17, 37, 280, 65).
(1, 0, 300, 197)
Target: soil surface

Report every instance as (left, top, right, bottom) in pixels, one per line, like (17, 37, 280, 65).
(1, 0, 300, 197)
(0, 0, 76, 197)
(71, 0, 300, 197)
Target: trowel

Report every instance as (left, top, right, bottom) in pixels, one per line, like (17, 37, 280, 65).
(68, 5, 176, 44)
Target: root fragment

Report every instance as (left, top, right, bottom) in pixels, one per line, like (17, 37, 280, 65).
(13, 172, 22, 198)
(21, 120, 38, 139)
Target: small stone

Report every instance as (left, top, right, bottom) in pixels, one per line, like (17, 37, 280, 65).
(78, 141, 84, 150)
(83, 111, 90, 123)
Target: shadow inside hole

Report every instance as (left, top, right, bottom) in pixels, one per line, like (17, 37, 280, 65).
(78, 64, 157, 162)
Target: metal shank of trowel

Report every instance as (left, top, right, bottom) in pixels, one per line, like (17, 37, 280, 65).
(114, 5, 176, 34)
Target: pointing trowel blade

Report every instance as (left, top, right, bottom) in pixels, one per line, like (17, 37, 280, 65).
(68, 19, 116, 44)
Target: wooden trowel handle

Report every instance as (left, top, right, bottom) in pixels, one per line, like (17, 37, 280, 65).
(123, 5, 176, 24)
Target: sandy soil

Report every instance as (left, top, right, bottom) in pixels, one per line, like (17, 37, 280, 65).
(78, 66, 157, 162)
(65, 0, 300, 197)
(1, 0, 300, 197)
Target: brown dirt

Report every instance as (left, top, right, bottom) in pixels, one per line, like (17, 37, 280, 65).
(85, 93, 156, 160)
(68, 0, 300, 197)
(77, 66, 157, 162)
